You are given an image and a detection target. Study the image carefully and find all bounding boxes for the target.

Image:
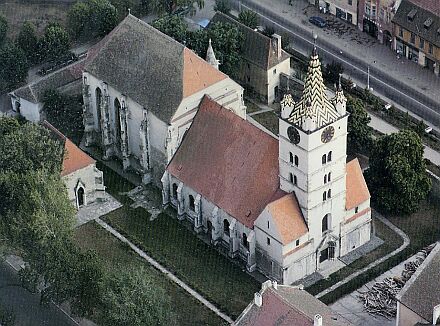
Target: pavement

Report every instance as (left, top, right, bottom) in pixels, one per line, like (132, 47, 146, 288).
(0, 261, 78, 326)
(76, 192, 122, 227)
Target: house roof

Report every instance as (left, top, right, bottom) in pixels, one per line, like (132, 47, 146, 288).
(12, 59, 86, 104)
(345, 158, 370, 210)
(41, 121, 95, 177)
(235, 283, 353, 326)
(167, 96, 279, 228)
(267, 193, 308, 245)
(209, 12, 290, 70)
(85, 14, 227, 123)
(392, 0, 440, 48)
(396, 242, 440, 323)
(284, 49, 340, 130)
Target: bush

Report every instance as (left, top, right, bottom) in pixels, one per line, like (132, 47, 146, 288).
(0, 14, 7, 46)
(214, 0, 232, 14)
(238, 10, 259, 29)
(0, 304, 15, 326)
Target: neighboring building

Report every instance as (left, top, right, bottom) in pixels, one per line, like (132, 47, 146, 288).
(161, 48, 372, 284)
(235, 280, 353, 325)
(9, 59, 86, 122)
(309, 0, 359, 26)
(392, 0, 440, 76)
(358, 0, 402, 46)
(209, 12, 291, 104)
(82, 14, 245, 185)
(395, 242, 440, 326)
(42, 121, 105, 209)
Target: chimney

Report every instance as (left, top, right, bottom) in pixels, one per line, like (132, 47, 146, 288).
(272, 34, 282, 59)
(433, 304, 440, 325)
(314, 314, 323, 326)
(254, 292, 262, 307)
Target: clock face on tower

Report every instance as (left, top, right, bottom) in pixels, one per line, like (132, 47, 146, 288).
(321, 126, 335, 143)
(287, 126, 300, 144)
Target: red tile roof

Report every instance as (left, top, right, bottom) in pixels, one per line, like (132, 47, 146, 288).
(167, 96, 279, 228)
(346, 158, 370, 210)
(42, 121, 95, 177)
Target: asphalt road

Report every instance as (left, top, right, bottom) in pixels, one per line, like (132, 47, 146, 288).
(232, 0, 440, 127)
(0, 262, 77, 326)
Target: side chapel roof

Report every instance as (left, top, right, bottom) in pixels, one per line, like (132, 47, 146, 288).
(209, 12, 290, 70)
(167, 96, 279, 228)
(286, 48, 340, 130)
(345, 158, 370, 210)
(84, 14, 227, 123)
(42, 121, 95, 177)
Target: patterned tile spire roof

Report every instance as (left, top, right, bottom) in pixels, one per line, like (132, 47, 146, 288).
(286, 50, 340, 131)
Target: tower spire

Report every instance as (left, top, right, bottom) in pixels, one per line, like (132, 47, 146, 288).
(206, 39, 220, 70)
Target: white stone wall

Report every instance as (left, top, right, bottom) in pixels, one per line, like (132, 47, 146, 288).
(62, 163, 104, 208)
(254, 208, 284, 264)
(12, 97, 41, 122)
(266, 58, 291, 104)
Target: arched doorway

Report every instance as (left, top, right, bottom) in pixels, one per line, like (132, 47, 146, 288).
(95, 88, 102, 132)
(114, 98, 122, 151)
(77, 187, 85, 208)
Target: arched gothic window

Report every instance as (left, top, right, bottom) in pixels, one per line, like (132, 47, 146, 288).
(243, 233, 249, 249)
(114, 98, 122, 149)
(95, 88, 102, 132)
(322, 154, 327, 165)
(289, 152, 294, 164)
(328, 189, 332, 198)
(223, 219, 230, 236)
(189, 195, 195, 211)
(294, 155, 299, 167)
(324, 174, 327, 184)
(328, 151, 332, 162)
(323, 191, 327, 201)
(328, 172, 332, 182)
(172, 184, 178, 199)
(322, 214, 329, 233)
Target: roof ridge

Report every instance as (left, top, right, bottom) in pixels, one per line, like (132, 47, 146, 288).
(266, 288, 314, 322)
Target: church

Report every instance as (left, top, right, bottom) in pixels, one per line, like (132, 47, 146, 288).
(161, 48, 372, 284)
(82, 14, 245, 184)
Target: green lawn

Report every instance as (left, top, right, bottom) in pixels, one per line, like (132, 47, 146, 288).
(74, 222, 228, 326)
(251, 111, 279, 135)
(306, 213, 403, 295)
(102, 207, 260, 319)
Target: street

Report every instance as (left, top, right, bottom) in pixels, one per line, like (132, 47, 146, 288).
(230, 0, 440, 127)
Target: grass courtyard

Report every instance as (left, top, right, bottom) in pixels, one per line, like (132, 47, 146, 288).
(74, 221, 228, 326)
(97, 162, 260, 319)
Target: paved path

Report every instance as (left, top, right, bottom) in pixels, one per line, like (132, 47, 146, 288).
(316, 213, 410, 298)
(95, 218, 234, 324)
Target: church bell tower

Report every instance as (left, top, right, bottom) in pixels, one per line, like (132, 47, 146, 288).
(278, 46, 348, 243)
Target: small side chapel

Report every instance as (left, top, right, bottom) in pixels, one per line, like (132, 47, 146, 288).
(162, 47, 372, 284)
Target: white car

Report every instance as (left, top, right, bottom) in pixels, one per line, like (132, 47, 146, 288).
(425, 126, 433, 134)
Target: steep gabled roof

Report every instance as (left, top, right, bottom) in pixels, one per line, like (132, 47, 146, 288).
(345, 158, 370, 210)
(167, 96, 279, 228)
(209, 12, 290, 70)
(85, 14, 227, 123)
(266, 193, 308, 245)
(392, 0, 440, 48)
(42, 121, 95, 177)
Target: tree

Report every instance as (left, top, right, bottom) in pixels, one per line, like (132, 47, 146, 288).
(40, 23, 70, 61)
(0, 120, 64, 175)
(366, 130, 432, 215)
(100, 268, 175, 326)
(0, 15, 7, 46)
(261, 25, 274, 37)
(149, 0, 204, 16)
(324, 61, 344, 85)
(238, 10, 259, 29)
(0, 42, 28, 92)
(42, 89, 84, 144)
(16, 22, 39, 64)
(68, 0, 118, 40)
(214, 0, 231, 14)
(346, 96, 373, 154)
(152, 15, 188, 44)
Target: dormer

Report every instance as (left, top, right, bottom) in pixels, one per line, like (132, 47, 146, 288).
(407, 9, 417, 21)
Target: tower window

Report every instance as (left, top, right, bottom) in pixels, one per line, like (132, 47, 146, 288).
(328, 172, 332, 182)
(296, 239, 300, 246)
(289, 152, 294, 163)
(289, 173, 294, 183)
(355, 206, 359, 213)
(294, 175, 297, 185)
(322, 154, 327, 165)
(267, 237, 271, 245)
(267, 221, 270, 229)
(189, 195, 195, 211)
(223, 219, 230, 236)
(323, 191, 327, 201)
(294, 155, 299, 167)
(328, 189, 332, 198)
(322, 214, 329, 233)
(324, 174, 327, 184)
(328, 151, 332, 162)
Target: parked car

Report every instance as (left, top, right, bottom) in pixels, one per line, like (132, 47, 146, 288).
(384, 103, 392, 110)
(425, 126, 433, 134)
(309, 16, 327, 28)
